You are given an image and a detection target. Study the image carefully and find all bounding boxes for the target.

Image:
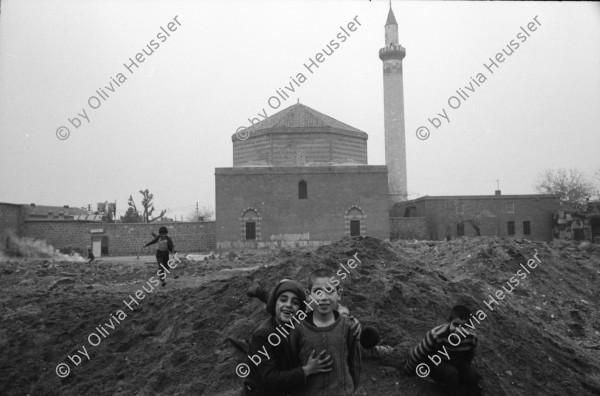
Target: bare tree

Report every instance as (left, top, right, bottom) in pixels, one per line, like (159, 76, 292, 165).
(534, 168, 595, 207)
(452, 200, 496, 237)
(593, 168, 600, 200)
(123, 189, 166, 223)
(139, 189, 166, 223)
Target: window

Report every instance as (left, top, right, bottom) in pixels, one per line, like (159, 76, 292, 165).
(523, 221, 531, 235)
(241, 208, 261, 241)
(404, 206, 417, 217)
(101, 236, 109, 255)
(506, 203, 515, 213)
(507, 221, 515, 235)
(298, 180, 307, 199)
(350, 220, 361, 237)
(346, 206, 365, 237)
(457, 222, 465, 236)
(245, 222, 256, 240)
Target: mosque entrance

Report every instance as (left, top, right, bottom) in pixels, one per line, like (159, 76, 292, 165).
(245, 222, 256, 240)
(350, 220, 361, 237)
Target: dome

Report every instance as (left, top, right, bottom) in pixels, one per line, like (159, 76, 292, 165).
(232, 103, 368, 167)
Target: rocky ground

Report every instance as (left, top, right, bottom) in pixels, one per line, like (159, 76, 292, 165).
(0, 236, 599, 395)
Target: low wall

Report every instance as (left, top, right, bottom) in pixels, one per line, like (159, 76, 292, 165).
(217, 239, 331, 250)
(20, 221, 216, 256)
(389, 217, 428, 240)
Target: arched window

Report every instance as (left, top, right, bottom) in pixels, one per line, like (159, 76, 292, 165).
(241, 208, 261, 241)
(298, 180, 307, 199)
(345, 206, 366, 237)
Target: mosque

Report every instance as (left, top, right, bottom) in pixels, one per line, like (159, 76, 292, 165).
(214, 6, 407, 249)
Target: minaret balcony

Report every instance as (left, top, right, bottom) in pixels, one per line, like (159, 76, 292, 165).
(379, 44, 406, 61)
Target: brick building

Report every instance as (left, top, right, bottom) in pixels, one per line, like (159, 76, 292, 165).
(391, 192, 561, 241)
(215, 103, 390, 250)
(0, 203, 26, 251)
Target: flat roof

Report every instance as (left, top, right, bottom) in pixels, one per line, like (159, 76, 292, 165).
(401, 194, 561, 204)
(215, 165, 388, 175)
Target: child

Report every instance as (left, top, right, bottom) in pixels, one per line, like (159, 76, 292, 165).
(144, 226, 175, 287)
(243, 279, 332, 396)
(246, 280, 364, 343)
(290, 268, 361, 395)
(403, 305, 482, 396)
(87, 247, 95, 264)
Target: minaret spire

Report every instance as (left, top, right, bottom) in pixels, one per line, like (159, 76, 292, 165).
(386, 3, 397, 28)
(379, 2, 408, 203)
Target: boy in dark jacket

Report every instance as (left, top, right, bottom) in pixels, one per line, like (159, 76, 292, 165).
(144, 226, 175, 287)
(243, 280, 332, 396)
(403, 305, 482, 396)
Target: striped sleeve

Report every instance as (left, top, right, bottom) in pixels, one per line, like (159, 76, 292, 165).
(463, 333, 478, 363)
(403, 324, 448, 376)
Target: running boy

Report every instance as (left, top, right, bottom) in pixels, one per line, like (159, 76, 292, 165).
(290, 268, 361, 395)
(144, 226, 175, 287)
(87, 247, 95, 264)
(403, 305, 482, 396)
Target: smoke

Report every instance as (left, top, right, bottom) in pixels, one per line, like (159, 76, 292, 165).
(2, 231, 84, 262)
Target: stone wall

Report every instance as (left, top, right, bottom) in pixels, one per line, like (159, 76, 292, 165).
(393, 194, 560, 241)
(389, 217, 428, 240)
(0, 203, 26, 251)
(20, 221, 216, 256)
(233, 130, 368, 166)
(215, 165, 389, 250)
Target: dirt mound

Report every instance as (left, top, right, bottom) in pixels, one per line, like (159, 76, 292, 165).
(0, 236, 599, 395)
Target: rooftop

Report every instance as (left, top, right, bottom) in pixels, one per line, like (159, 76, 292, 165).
(232, 102, 367, 138)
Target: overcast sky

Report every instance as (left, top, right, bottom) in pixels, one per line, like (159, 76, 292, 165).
(0, 0, 599, 220)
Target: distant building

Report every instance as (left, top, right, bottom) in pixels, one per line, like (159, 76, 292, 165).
(24, 203, 102, 221)
(215, 103, 390, 250)
(391, 192, 561, 241)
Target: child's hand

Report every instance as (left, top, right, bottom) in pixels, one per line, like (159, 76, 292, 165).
(349, 316, 362, 339)
(302, 350, 332, 377)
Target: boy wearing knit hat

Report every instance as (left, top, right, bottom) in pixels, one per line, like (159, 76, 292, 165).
(243, 279, 333, 396)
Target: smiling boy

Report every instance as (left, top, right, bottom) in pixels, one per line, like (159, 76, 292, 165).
(243, 280, 333, 396)
(290, 268, 361, 395)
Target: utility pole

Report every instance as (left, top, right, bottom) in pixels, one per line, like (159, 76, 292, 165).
(196, 202, 199, 221)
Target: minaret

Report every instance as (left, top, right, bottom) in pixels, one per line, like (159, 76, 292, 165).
(379, 4, 407, 204)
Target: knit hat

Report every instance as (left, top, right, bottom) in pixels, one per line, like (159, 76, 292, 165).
(266, 280, 306, 316)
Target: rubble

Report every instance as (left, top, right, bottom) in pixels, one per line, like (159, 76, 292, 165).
(0, 236, 598, 395)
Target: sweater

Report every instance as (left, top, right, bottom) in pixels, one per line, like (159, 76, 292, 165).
(243, 317, 306, 396)
(144, 235, 174, 255)
(403, 323, 478, 376)
(290, 312, 361, 396)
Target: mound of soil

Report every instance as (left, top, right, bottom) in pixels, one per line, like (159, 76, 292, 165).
(0, 236, 598, 395)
